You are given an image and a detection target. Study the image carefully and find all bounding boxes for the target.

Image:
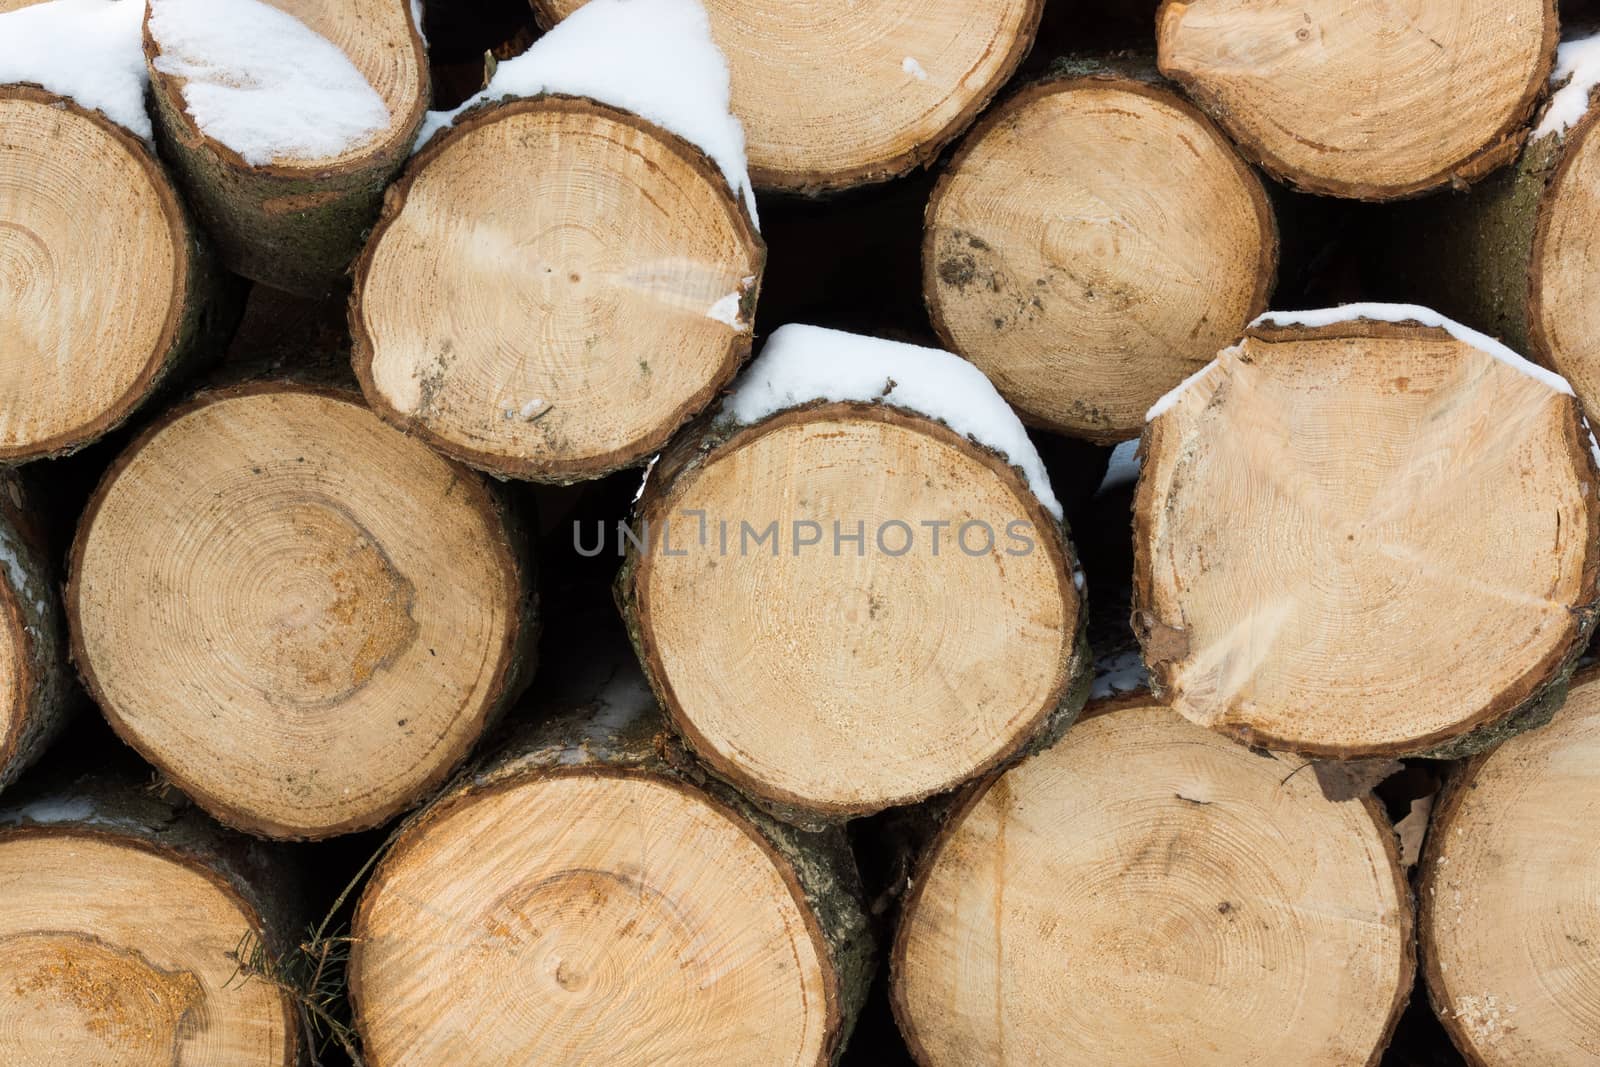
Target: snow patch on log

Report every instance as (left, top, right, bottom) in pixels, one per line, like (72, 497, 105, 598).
(7, 798, 95, 824)
(1535, 33, 1600, 140)
(1090, 649, 1147, 700)
(415, 0, 758, 227)
(1145, 359, 1224, 421)
(148, 0, 391, 166)
(1148, 303, 1575, 422)
(0, 0, 150, 138)
(1098, 439, 1141, 495)
(723, 324, 1062, 519)
(1255, 304, 1574, 396)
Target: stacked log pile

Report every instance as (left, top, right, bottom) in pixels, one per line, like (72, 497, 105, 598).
(1, 0, 1599, 1065)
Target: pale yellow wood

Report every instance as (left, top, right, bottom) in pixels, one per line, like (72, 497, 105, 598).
(0, 93, 181, 458)
(893, 698, 1413, 1066)
(636, 405, 1081, 816)
(354, 98, 762, 481)
(0, 583, 19, 768)
(69, 386, 527, 839)
(1421, 671, 1600, 1065)
(0, 831, 292, 1065)
(1157, 0, 1555, 197)
(1534, 117, 1600, 420)
(352, 771, 831, 1066)
(1136, 323, 1597, 756)
(533, 0, 1040, 191)
(925, 77, 1274, 442)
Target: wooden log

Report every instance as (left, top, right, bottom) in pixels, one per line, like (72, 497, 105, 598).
(0, 769, 299, 1064)
(350, 96, 764, 483)
(892, 694, 1415, 1066)
(350, 657, 874, 1065)
(142, 0, 429, 296)
(1378, 29, 1600, 418)
(0, 472, 70, 795)
(923, 58, 1277, 443)
(0, 85, 235, 462)
(618, 329, 1091, 826)
(67, 382, 537, 839)
(1155, 0, 1557, 199)
(1420, 667, 1600, 1065)
(529, 0, 1043, 194)
(1134, 308, 1600, 759)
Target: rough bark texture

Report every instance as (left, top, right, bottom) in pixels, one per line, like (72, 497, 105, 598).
(141, 16, 429, 296)
(0, 86, 244, 463)
(354, 679, 876, 1064)
(1378, 128, 1568, 357)
(614, 401, 1093, 830)
(0, 472, 72, 793)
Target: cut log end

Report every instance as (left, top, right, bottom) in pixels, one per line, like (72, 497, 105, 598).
(352, 768, 845, 1065)
(892, 697, 1414, 1066)
(1135, 318, 1599, 758)
(1532, 110, 1600, 414)
(352, 96, 763, 483)
(924, 74, 1275, 442)
(0, 828, 295, 1066)
(1156, 0, 1557, 198)
(530, 0, 1042, 192)
(0, 88, 189, 462)
(144, 0, 426, 172)
(628, 402, 1088, 820)
(142, 0, 429, 294)
(1421, 669, 1600, 1065)
(68, 385, 533, 839)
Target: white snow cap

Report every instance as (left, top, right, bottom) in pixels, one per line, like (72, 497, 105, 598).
(416, 0, 758, 227)
(148, 0, 392, 166)
(1536, 33, 1600, 140)
(724, 324, 1063, 519)
(1098, 438, 1141, 494)
(1147, 303, 1574, 421)
(0, 0, 150, 138)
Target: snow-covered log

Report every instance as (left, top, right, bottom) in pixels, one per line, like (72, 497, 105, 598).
(924, 56, 1277, 443)
(351, 653, 874, 1064)
(142, 0, 429, 295)
(0, 1, 237, 461)
(1156, 0, 1557, 198)
(0, 767, 300, 1064)
(350, 0, 763, 483)
(530, 0, 1042, 193)
(893, 694, 1414, 1066)
(1420, 667, 1600, 1065)
(1135, 305, 1599, 759)
(67, 383, 537, 839)
(1382, 31, 1600, 420)
(617, 325, 1091, 827)
(0, 473, 70, 793)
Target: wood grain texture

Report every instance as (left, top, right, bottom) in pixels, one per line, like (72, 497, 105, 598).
(1157, 0, 1557, 198)
(68, 384, 537, 839)
(352, 96, 763, 483)
(1135, 318, 1600, 758)
(893, 695, 1413, 1066)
